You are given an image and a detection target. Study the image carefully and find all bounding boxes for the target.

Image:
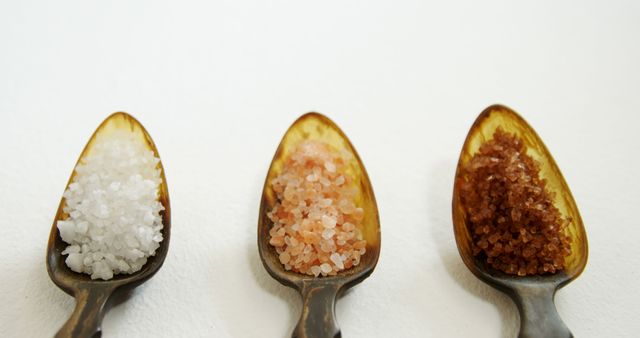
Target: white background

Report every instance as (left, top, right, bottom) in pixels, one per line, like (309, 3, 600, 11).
(1, 1, 639, 337)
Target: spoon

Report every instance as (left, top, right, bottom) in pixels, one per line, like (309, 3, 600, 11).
(46, 112, 171, 338)
(258, 113, 381, 338)
(452, 105, 588, 338)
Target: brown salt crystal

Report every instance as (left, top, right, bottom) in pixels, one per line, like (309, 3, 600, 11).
(458, 128, 572, 276)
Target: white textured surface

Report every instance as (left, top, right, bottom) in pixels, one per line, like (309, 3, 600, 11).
(1, 1, 639, 337)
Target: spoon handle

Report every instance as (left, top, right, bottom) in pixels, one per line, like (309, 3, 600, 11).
(513, 285, 572, 338)
(292, 282, 341, 338)
(55, 287, 113, 338)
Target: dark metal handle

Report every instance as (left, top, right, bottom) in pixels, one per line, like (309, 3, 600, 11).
(55, 288, 113, 338)
(292, 283, 341, 338)
(513, 286, 572, 338)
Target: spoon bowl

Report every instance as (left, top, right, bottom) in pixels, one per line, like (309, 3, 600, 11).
(258, 113, 381, 338)
(47, 112, 171, 338)
(452, 105, 588, 338)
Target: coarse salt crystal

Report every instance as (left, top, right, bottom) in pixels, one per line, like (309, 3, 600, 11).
(330, 252, 344, 270)
(320, 263, 332, 274)
(322, 215, 336, 228)
(324, 162, 336, 173)
(279, 252, 291, 264)
(320, 198, 332, 207)
(322, 228, 335, 240)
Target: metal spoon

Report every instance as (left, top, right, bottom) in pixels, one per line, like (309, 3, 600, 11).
(452, 105, 588, 338)
(46, 112, 171, 338)
(258, 113, 381, 338)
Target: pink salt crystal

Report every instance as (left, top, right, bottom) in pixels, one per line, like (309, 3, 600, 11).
(302, 253, 311, 263)
(342, 222, 355, 231)
(353, 208, 364, 221)
(290, 237, 299, 247)
(270, 236, 285, 247)
(318, 252, 329, 263)
(320, 263, 332, 274)
(324, 161, 336, 173)
(279, 252, 291, 264)
(320, 198, 333, 207)
(291, 244, 304, 256)
(309, 210, 322, 221)
(322, 215, 337, 228)
(338, 199, 355, 214)
(330, 253, 344, 270)
(322, 228, 335, 240)
(302, 231, 320, 244)
(313, 167, 322, 178)
(284, 186, 295, 201)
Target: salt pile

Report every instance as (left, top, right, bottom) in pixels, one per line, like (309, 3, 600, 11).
(57, 130, 164, 280)
(268, 140, 367, 277)
(458, 128, 572, 276)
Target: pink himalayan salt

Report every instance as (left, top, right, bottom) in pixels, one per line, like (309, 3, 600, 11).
(268, 140, 367, 277)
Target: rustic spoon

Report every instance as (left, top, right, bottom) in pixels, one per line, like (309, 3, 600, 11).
(46, 112, 171, 338)
(452, 104, 588, 338)
(258, 113, 381, 338)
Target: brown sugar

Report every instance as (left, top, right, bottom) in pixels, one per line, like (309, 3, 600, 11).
(458, 128, 572, 276)
(268, 140, 367, 277)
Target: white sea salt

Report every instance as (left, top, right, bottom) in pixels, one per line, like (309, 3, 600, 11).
(58, 130, 164, 280)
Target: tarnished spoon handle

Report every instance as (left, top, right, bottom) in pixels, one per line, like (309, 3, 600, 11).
(513, 286, 572, 338)
(55, 288, 113, 338)
(292, 283, 341, 338)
